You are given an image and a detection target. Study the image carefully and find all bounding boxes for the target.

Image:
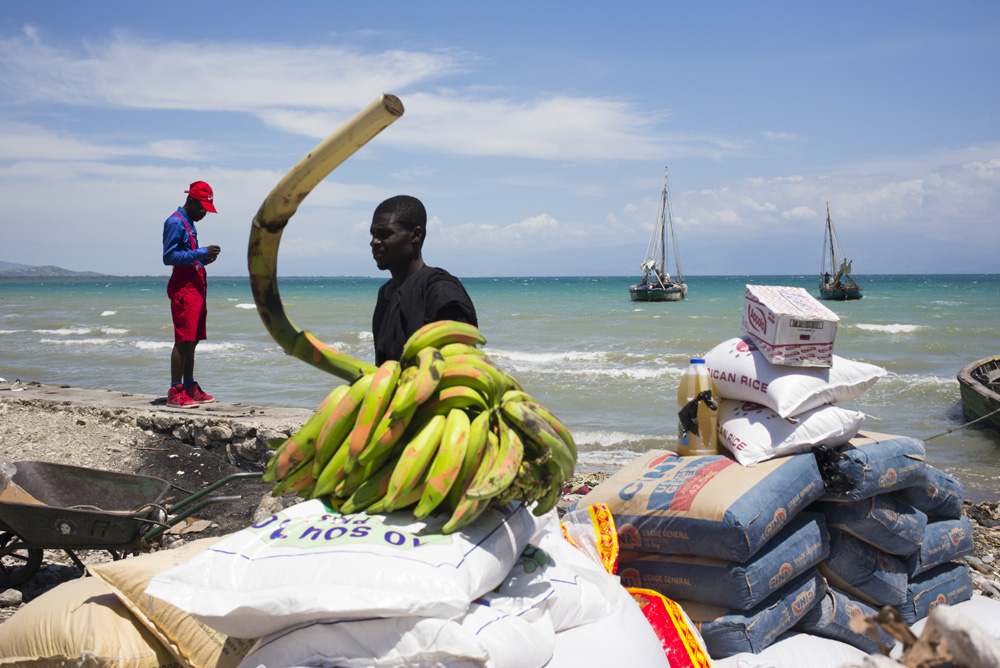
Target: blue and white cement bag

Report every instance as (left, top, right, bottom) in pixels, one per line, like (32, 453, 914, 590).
(145, 499, 539, 638)
(794, 585, 895, 654)
(817, 528, 908, 607)
(907, 515, 973, 577)
(896, 561, 974, 625)
(679, 570, 825, 659)
(810, 493, 927, 556)
(571, 450, 824, 562)
(703, 336, 886, 418)
(618, 512, 829, 611)
(894, 465, 964, 519)
(820, 432, 927, 502)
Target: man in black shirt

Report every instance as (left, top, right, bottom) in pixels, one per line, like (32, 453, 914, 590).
(369, 195, 478, 364)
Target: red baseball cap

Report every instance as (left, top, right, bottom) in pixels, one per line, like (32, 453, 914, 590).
(185, 181, 217, 213)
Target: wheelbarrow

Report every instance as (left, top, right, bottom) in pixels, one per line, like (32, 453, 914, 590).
(0, 460, 263, 587)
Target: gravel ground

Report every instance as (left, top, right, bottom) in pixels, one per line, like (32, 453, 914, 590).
(2, 379, 999, 629)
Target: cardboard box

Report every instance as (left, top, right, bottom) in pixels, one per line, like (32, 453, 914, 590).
(742, 285, 839, 367)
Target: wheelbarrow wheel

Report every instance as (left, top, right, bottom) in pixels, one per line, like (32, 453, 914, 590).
(0, 531, 43, 588)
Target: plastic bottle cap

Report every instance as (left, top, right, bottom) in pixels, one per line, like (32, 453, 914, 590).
(690, 358, 705, 364)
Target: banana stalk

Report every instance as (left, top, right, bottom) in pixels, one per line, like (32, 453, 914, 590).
(248, 94, 405, 381)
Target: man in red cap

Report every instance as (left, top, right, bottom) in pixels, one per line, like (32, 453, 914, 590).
(162, 181, 221, 407)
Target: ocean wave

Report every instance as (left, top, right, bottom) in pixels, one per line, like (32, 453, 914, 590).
(235, 303, 257, 309)
(197, 342, 248, 352)
(39, 337, 118, 346)
(34, 327, 92, 335)
(100, 327, 128, 335)
(505, 363, 674, 382)
(134, 341, 174, 350)
(0, 329, 24, 334)
(100, 311, 116, 317)
(855, 323, 925, 334)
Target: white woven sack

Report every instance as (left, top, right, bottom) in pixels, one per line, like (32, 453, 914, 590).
(236, 591, 554, 668)
(713, 632, 869, 668)
(500, 510, 623, 632)
(704, 337, 886, 418)
(146, 499, 538, 638)
(718, 399, 865, 465)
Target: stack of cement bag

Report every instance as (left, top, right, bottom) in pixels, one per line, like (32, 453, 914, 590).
(571, 448, 830, 658)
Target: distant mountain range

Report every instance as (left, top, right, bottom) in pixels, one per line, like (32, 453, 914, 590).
(0, 261, 110, 278)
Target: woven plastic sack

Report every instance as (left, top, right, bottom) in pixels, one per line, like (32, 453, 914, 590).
(896, 561, 973, 625)
(679, 569, 825, 659)
(703, 336, 886, 418)
(718, 400, 865, 466)
(618, 512, 829, 610)
(544, 584, 674, 668)
(794, 585, 895, 654)
(571, 449, 825, 562)
(500, 509, 624, 632)
(713, 632, 869, 668)
(627, 587, 715, 668)
(146, 499, 538, 638)
(906, 515, 973, 577)
(237, 590, 554, 668)
(819, 432, 927, 502)
(0, 576, 174, 668)
(810, 493, 927, 556)
(900, 594, 1000, 646)
(90, 535, 256, 668)
(894, 465, 964, 518)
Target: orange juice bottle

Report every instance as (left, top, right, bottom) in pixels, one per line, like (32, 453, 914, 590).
(676, 358, 719, 456)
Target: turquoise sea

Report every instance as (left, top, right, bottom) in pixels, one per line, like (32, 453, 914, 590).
(1, 274, 998, 500)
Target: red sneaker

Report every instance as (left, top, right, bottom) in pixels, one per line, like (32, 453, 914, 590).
(167, 385, 199, 408)
(186, 382, 215, 404)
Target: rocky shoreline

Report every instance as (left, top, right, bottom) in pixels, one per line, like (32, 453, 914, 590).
(1, 379, 999, 626)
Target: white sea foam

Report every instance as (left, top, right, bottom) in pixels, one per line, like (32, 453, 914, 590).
(34, 327, 91, 335)
(0, 329, 24, 334)
(196, 342, 247, 352)
(357, 331, 373, 341)
(134, 341, 174, 350)
(100, 311, 116, 317)
(856, 323, 925, 334)
(40, 337, 117, 346)
(235, 303, 257, 309)
(100, 327, 128, 335)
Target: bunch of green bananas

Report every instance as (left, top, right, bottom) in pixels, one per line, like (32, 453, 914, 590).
(262, 320, 577, 533)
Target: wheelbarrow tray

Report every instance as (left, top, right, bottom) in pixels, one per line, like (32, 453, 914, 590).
(0, 461, 171, 549)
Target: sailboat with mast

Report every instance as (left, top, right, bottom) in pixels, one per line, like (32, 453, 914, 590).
(818, 201, 863, 300)
(629, 167, 687, 302)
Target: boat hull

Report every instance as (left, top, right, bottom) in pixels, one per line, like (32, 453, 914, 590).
(818, 286, 863, 301)
(629, 283, 687, 302)
(957, 356, 1000, 431)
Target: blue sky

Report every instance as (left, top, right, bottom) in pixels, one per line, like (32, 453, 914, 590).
(1, 2, 997, 278)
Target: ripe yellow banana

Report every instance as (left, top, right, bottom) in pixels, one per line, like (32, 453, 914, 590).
(413, 408, 471, 519)
(465, 415, 523, 500)
(400, 320, 486, 364)
(248, 95, 402, 382)
(345, 360, 401, 470)
(381, 414, 446, 512)
(501, 389, 536, 404)
(312, 373, 374, 476)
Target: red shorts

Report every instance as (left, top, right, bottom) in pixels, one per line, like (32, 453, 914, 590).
(167, 266, 207, 343)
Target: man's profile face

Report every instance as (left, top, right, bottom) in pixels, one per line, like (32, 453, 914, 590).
(189, 200, 208, 222)
(370, 213, 417, 271)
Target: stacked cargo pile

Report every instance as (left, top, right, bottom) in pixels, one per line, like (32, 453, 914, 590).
(573, 285, 978, 661)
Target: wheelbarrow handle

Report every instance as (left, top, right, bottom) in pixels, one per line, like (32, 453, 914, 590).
(166, 471, 263, 516)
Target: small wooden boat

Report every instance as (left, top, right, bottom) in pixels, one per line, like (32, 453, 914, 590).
(957, 355, 1000, 431)
(630, 167, 687, 302)
(818, 202, 863, 300)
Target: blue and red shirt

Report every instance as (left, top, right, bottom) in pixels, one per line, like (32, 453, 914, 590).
(162, 207, 210, 268)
